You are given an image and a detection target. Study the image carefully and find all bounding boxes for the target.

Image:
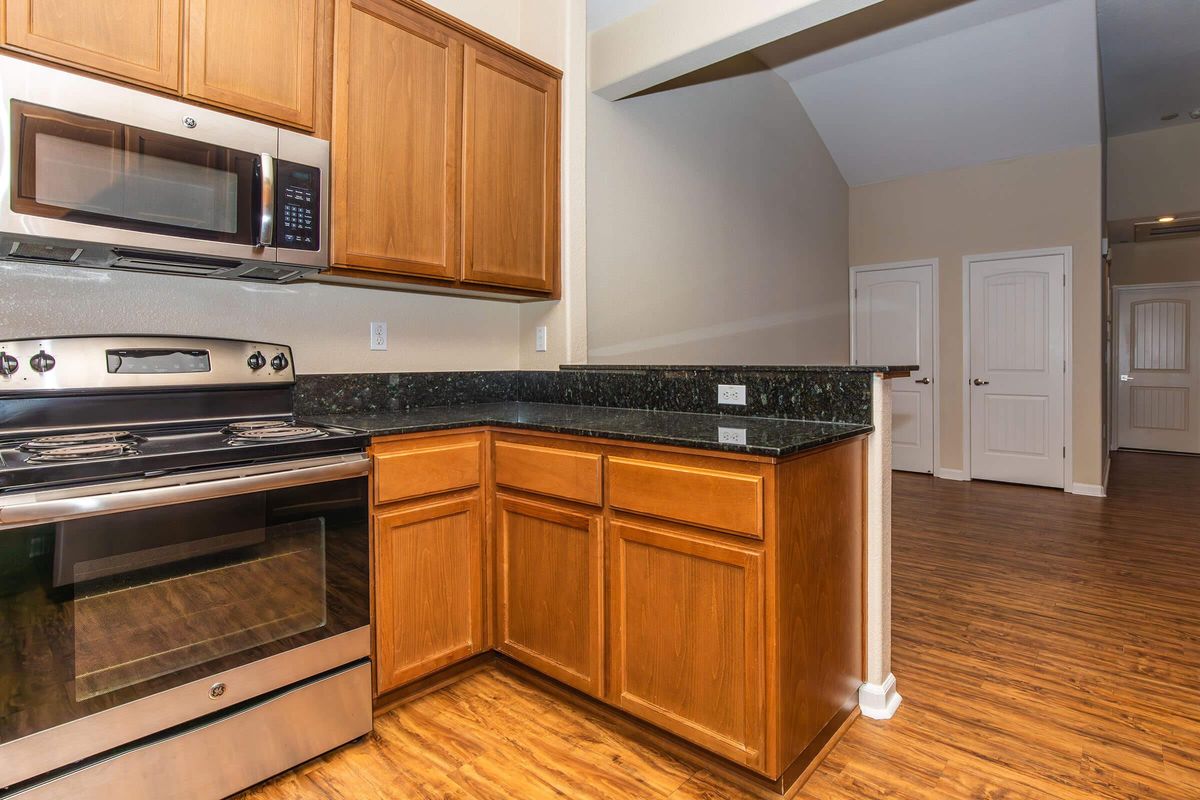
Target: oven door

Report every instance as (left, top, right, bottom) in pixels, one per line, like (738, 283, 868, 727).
(0, 456, 370, 790)
(0, 55, 277, 265)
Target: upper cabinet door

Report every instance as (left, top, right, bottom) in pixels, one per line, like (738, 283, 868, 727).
(4, 0, 182, 91)
(461, 44, 559, 293)
(184, 0, 318, 129)
(331, 0, 460, 279)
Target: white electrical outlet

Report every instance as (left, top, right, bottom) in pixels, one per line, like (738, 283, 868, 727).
(718, 426, 747, 445)
(717, 384, 746, 406)
(369, 321, 387, 351)
(535, 326, 548, 353)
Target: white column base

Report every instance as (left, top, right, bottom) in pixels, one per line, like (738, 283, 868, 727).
(859, 673, 902, 720)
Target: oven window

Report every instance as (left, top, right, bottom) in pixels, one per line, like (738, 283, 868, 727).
(11, 101, 257, 244)
(0, 476, 368, 745)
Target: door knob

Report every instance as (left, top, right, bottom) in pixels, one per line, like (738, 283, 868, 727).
(915, 377, 931, 385)
(972, 378, 990, 386)
(1120, 374, 1133, 382)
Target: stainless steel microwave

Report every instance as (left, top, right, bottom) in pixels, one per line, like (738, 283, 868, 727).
(0, 55, 329, 283)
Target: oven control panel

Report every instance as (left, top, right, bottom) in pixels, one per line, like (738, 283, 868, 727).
(0, 337, 296, 392)
(275, 161, 320, 251)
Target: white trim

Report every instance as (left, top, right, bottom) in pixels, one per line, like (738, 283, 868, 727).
(934, 467, 969, 481)
(962, 247, 1073, 491)
(850, 259, 940, 475)
(859, 673, 902, 720)
(1069, 482, 1106, 497)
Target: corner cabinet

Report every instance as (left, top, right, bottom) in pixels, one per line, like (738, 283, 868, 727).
(369, 429, 867, 787)
(330, 0, 561, 298)
(1, 0, 329, 132)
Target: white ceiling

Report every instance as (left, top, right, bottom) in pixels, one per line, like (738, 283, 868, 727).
(1097, 0, 1200, 137)
(759, 0, 1102, 186)
(588, 0, 1103, 187)
(586, 0, 657, 33)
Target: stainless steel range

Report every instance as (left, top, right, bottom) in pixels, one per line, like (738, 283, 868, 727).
(0, 336, 372, 799)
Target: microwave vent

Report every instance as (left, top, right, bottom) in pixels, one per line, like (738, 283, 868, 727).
(241, 265, 301, 281)
(7, 241, 84, 263)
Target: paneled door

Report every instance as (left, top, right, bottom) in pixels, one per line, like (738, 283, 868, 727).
(968, 252, 1066, 488)
(852, 263, 935, 473)
(1115, 284, 1200, 453)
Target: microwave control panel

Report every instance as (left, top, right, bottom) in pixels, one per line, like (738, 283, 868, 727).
(275, 160, 320, 251)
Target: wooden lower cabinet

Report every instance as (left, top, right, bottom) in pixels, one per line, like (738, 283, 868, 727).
(495, 494, 603, 696)
(373, 492, 485, 693)
(608, 518, 766, 769)
(370, 430, 865, 788)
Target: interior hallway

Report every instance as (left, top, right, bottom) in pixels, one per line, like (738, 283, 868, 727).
(239, 451, 1200, 799)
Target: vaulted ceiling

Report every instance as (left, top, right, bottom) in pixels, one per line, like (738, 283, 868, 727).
(588, 0, 1104, 187)
(756, 0, 1102, 186)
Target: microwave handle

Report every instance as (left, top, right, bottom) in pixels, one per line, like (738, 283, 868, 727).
(257, 153, 275, 248)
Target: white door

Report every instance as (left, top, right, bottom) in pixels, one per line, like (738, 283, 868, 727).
(968, 253, 1066, 488)
(1116, 284, 1200, 453)
(853, 263, 935, 473)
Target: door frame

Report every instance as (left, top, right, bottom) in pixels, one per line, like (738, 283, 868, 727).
(1110, 280, 1200, 452)
(961, 247, 1073, 491)
(848, 259, 940, 474)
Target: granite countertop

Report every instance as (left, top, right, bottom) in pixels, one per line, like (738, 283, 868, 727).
(303, 402, 872, 457)
(559, 364, 917, 374)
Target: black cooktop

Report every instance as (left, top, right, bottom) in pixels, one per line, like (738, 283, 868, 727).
(0, 419, 369, 494)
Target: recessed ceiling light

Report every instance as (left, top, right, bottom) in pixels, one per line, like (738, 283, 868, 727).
(1162, 112, 1180, 121)
(1159, 216, 1177, 223)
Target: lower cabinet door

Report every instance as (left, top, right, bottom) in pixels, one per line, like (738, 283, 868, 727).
(374, 493, 484, 693)
(609, 518, 766, 770)
(496, 494, 603, 696)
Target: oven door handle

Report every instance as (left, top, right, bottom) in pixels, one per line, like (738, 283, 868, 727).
(0, 456, 368, 527)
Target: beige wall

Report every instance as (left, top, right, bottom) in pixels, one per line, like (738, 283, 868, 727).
(0, 0, 583, 375)
(850, 145, 1105, 487)
(1107, 123, 1200, 222)
(1110, 239, 1200, 286)
(586, 56, 850, 364)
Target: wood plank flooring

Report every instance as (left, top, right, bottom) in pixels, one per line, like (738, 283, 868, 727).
(238, 451, 1200, 799)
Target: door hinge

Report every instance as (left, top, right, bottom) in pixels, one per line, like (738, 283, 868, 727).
(1063, 446, 1066, 457)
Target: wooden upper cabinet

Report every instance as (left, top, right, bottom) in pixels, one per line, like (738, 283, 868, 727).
(461, 44, 559, 292)
(332, 0, 460, 279)
(374, 493, 485, 693)
(184, 0, 318, 129)
(4, 0, 182, 91)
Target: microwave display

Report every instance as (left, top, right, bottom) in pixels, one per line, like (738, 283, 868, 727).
(276, 160, 320, 251)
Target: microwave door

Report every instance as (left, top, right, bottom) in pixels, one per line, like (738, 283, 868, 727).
(0, 55, 279, 265)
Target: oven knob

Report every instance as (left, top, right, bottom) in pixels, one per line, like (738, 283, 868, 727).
(247, 351, 267, 370)
(0, 351, 17, 376)
(30, 350, 55, 373)
(270, 353, 289, 371)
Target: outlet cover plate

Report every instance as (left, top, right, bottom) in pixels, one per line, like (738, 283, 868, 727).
(717, 384, 746, 406)
(370, 321, 387, 351)
(718, 426, 747, 445)
(535, 326, 547, 353)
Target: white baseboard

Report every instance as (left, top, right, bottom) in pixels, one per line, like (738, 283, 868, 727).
(1069, 482, 1106, 497)
(934, 468, 968, 481)
(859, 674, 902, 720)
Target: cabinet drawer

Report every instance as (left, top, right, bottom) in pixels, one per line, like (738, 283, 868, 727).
(494, 441, 601, 505)
(374, 440, 481, 504)
(606, 456, 763, 539)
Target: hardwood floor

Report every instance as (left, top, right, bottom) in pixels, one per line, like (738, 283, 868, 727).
(238, 451, 1200, 799)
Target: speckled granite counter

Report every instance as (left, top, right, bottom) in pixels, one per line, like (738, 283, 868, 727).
(302, 402, 871, 458)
